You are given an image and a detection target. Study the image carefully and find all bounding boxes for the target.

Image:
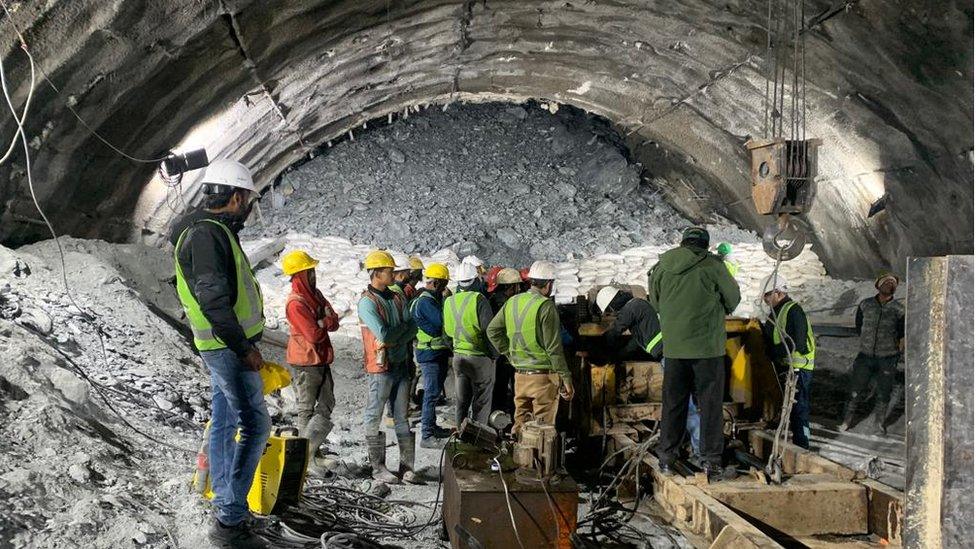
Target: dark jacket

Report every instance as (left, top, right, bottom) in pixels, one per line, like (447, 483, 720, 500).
(855, 296, 905, 358)
(763, 297, 810, 366)
(412, 288, 448, 363)
(605, 294, 663, 360)
(648, 244, 740, 359)
(169, 209, 260, 358)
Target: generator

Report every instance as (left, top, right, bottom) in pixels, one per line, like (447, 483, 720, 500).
(193, 426, 309, 515)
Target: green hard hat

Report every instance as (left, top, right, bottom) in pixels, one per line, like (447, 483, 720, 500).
(682, 226, 710, 245)
(717, 242, 732, 256)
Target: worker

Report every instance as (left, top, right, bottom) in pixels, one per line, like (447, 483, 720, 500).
(410, 262, 454, 448)
(760, 274, 815, 449)
(408, 256, 425, 290)
(594, 286, 663, 361)
(357, 250, 421, 484)
(716, 242, 739, 277)
(389, 252, 416, 300)
(487, 261, 574, 435)
(839, 272, 905, 434)
(460, 255, 488, 295)
(444, 262, 497, 426)
(488, 268, 522, 415)
(169, 160, 270, 549)
(648, 226, 740, 481)
(595, 286, 702, 457)
(281, 250, 341, 475)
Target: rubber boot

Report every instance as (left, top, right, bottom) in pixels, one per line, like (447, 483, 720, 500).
(397, 433, 424, 485)
(838, 396, 857, 431)
(366, 432, 399, 483)
(304, 415, 334, 478)
(872, 400, 889, 435)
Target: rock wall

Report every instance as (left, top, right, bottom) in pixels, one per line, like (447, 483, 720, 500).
(0, 0, 971, 277)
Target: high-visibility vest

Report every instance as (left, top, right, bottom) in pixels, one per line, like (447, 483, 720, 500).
(724, 260, 740, 277)
(411, 291, 448, 351)
(503, 291, 550, 370)
(443, 290, 489, 356)
(772, 300, 816, 370)
(174, 219, 264, 351)
(359, 288, 406, 373)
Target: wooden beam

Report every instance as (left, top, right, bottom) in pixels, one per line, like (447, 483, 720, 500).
(610, 434, 782, 549)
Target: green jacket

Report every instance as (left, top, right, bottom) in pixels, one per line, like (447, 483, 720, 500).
(648, 244, 740, 359)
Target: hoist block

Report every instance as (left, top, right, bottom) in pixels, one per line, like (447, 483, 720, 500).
(745, 138, 821, 216)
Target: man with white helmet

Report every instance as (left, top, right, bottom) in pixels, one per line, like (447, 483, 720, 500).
(443, 261, 497, 427)
(460, 255, 488, 294)
(487, 261, 574, 434)
(594, 286, 663, 361)
(169, 160, 269, 549)
(760, 273, 816, 449)
(389, 252, 416, 300)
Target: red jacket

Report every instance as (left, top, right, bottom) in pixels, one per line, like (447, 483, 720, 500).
(285, 271, 340, 366)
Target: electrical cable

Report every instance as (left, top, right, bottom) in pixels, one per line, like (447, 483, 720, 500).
(493, 456, 527, 549)
(0, 29, 198, 455)
(0, 0, 169, 164)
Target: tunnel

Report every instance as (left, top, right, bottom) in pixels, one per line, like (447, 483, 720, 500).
(0, 2, 973, 548)
(0, 0, 971, 277)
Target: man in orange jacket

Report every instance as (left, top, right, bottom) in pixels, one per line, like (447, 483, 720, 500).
(282, 251, 340, 476)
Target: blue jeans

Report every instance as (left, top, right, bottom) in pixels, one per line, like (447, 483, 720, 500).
(364, 361, 411, 438)
(418, 356, 450, 438)
(201, 348, 271, 526)
(790, 369, 813, 448)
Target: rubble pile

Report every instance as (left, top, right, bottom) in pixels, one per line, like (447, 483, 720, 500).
(244, 102, 688, 265)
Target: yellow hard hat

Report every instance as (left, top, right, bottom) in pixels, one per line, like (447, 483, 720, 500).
(409, 256, 424, 271)
(364, 250, 396, 270)
(281, 250, 319, 276)
(424, 262, 450, 280)
(260, 361, 292, 395)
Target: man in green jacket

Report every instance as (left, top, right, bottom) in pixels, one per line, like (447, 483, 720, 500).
(648, 227, 740, 480)
(487, 261, 574, 435)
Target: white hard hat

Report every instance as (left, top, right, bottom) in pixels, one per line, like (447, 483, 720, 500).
(595, 286, 620, 313)
(456, 262, 479, 282)
(391, 252, 411, 271)
(762, 273, 789, 293)
(461, 255, 484, 268)
(201, 159, 257, 193)
(527, 260, 556, 281)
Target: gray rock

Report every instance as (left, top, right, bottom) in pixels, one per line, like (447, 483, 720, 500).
(48, 367, 90, 405)
(496, 228, 521, 249)
(19, 307, 52, 335)
(68, 463, 91, 483)
(556, 182, 577, 198)
(388, 148, 406, 163)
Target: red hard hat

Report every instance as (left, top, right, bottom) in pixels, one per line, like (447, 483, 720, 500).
(486, 266, 503, 293)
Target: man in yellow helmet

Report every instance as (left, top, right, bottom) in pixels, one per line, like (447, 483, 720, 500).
(281, 250, 340, 475)
(410, 263, 453, 448)
(169, 160, 269, 549)
(358, 250, 420, 484)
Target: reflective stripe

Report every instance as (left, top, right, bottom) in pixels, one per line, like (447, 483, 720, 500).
(644, 331, 663, 355)
(772, 301, 816, 370)
(444, 291, 487, 356)
(174, 219, 264, 351)
(724, 260, 739, 277)
(505, 292, 549, 369)
(412, 292, 448, 350)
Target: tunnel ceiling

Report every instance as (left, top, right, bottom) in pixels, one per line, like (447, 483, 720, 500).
(0, 0, 971, 277)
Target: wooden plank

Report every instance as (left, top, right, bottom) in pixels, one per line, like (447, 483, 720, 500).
(748, 429, 860, 481)
(610, 434, 782, 549)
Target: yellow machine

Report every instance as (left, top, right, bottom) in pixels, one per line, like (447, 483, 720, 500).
(192, 362, 310, 515)
(577, 316, 782, 438)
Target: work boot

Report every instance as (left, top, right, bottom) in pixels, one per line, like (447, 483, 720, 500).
(420, 436, 447, 449)
(208, 519, 268, 549)
(366, 432, 400, 484)
(702, 464, 727, 484)
(398, 433, 424, 484)
(838, 399, 856, 432)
